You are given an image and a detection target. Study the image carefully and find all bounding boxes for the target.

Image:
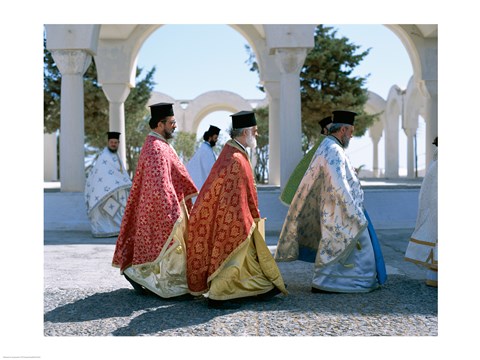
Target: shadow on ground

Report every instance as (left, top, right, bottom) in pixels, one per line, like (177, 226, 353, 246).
(44, 275, 436, 336)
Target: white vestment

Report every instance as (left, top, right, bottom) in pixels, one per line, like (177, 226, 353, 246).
(405, 147, 438, 284)
(275, 136, 381, 292)
(85, 147, 132, 237)
(186, 141, 216, 194)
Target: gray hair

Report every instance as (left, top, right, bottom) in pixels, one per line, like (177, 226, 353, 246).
(229, 126, 254, 139)
(329, 123, 351, 134)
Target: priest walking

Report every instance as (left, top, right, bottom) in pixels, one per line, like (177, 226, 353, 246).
(186, 125, 221, 194)
(275, 110, 386, 293)
(112, 103, 198, 298)
(186, 111, 287, 309)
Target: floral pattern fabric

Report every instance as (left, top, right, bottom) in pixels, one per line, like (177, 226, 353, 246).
(112, 134, 198, 271)
(85, 147, 132, 215)
(186, 140, 260, 294)
(275, 136, 367, 268)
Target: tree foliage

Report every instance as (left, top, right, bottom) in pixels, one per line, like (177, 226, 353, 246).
(171, 131, 197, 164)
(43, 37, 61, 134)
(253, 106, 269, 183)
(300, 25, 378, 149)
(123, 67, 156, 175)
(44, 36, 156, 177)
(246, 24, 380, 154)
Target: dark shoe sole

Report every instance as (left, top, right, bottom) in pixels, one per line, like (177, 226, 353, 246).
(208, 299, 242, 310)
(256, 286, 282, 301)
(124, 274, 153, 295)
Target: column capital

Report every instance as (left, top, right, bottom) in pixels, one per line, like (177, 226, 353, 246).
(102, 83, 131, 103)
(417, 79, 438, 100)
(263, 80, 280, 100)
(50, 49, 92, 76)
(273, 48, 307, 75)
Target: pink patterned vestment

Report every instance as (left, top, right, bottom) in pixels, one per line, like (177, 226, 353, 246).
(112, 134, 197, 272)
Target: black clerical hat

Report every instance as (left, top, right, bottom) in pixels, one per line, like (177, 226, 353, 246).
(107, 131, 121, 140)
(332, 110, 357, 125)
(208, 125, 221, 136)
(149, 103, 174, 128)
(230, 111, 257, 129)
(318, 116, 332, 132)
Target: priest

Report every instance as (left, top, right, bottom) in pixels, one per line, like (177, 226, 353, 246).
(186, 125, 221, 195)
(275, 110, 386, 293)
(112, 103, 198, 298)
(84, 131, 132, 237)
(187, 110, 287, 309)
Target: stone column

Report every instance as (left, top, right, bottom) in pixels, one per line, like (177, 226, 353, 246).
(44, 132, 58, 181)
(102, 84, 131, 169)
(273, 48, 307, 189)
(384, 110, 400, 178)
(369, 119, 384, 178)
(51, 49, 91, 192)
(264, 81, 281, 186)
(419, 80, 438, 166)
(403, 127, 416, 178)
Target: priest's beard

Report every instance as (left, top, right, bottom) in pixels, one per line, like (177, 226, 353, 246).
(342, 135, 351, 148)
(246, 133, 257, 148)
(164, 129, 174, 140)
(107, 147, 117, 153)
(209, 140, 217, 147)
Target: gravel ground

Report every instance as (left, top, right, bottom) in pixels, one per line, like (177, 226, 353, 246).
(44, 261, 437, 337)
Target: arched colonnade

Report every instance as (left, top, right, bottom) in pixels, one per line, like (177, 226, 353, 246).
(44, 24, 437, 191)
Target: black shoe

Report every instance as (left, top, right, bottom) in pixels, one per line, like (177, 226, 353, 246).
(208, 299, 242, 310)
(171, 293, 196, 301)
(124, 274, 152, 295)
(256, 286, 282, 301)
(311, 287, 334, 294)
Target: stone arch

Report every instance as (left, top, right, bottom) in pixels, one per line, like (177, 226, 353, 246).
(383, 25, 436, 86)
(404, 76, 425, 130)
(103, 25, 266, 94)
(383, 25, 423, 83)
(384, 85, 404, 178)
(146, 90, 265, 135)
(365, 91, 386, 177)
(403, 76, 428, 177)
(383, 24, 437, 165)
(45, 24, 436, 190)
(184, 90, 256, 133)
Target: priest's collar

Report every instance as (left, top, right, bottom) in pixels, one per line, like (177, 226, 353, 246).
(149, 130, 168, 142)
(233, 139, 248, 153)
(328, 135, 345, 148)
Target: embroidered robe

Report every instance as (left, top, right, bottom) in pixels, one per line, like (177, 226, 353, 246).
(112, 132, 197, 297)
(186, 140, 287, 299)
(85, 147, 132, 237)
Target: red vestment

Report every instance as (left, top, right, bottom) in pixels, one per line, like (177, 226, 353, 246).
(186, 140, 260, 294)
(112, 133, 197, 271)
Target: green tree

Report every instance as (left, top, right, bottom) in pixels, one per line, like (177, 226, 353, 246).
(82, 60, 109, 153)
(82, 64, 156, 178)
(44, 37, 156, 177)
(253, 106, 269, 183)
(300, 25, 377, 149)
(43, 36, 61, 134)
(123, 67, 156, 175)
(245, 24, 380, 153)
(171, 131, 197, 164)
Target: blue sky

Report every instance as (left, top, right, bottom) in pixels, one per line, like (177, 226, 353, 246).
(136, 24, 421, 174)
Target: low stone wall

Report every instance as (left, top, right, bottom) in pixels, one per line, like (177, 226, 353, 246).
(44, 191, 91, 231)
(44, 184, 420, 233)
